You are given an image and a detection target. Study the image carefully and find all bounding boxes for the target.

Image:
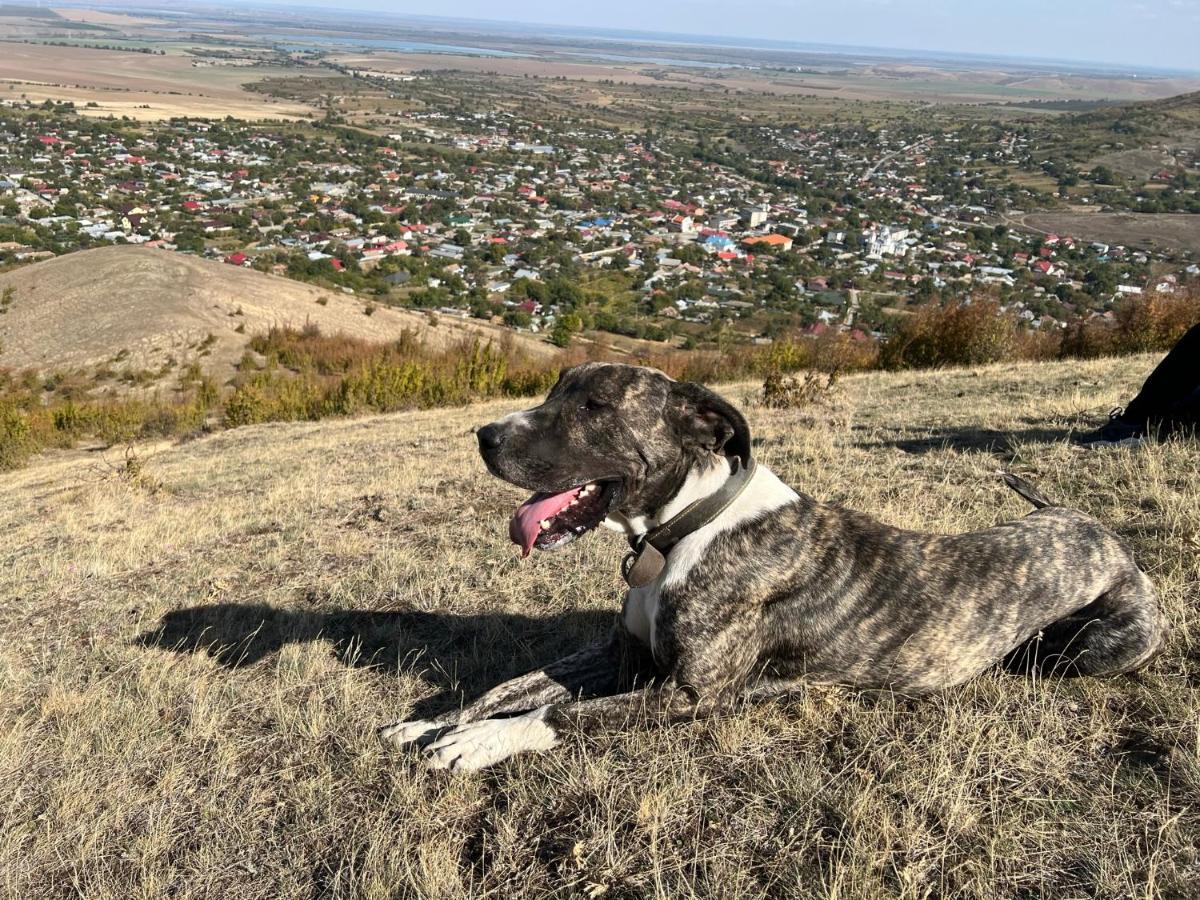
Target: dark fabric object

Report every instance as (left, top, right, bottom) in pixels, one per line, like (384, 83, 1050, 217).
(1121, 322, 1200, 434)
(1079, 414, 1145, 444)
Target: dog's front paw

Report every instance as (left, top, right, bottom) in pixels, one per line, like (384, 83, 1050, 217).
(378, 718, 450, 749)
(422, 710, 557, 772)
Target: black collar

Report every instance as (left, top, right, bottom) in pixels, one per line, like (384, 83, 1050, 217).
(622, 456, 757, 588)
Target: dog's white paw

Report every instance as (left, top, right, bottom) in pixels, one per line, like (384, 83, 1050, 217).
(378, 718, 449, 749)
(422, 709, 557, 772)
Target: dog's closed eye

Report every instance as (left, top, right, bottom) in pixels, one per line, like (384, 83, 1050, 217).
(582, 397, 608, 412)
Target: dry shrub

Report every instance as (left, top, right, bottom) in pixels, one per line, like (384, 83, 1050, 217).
(633, 332, 877, 384)
(0, 396, 213, 472)
(641, 349, 729, 383)
(882, 287, 1198, 370)
(0, 326, 560, 470)
(790, 330, 879, 374)
(1113, 289, 1200, 351)
(249, 323, 421, 375)
(0, 370, 218, 472)
(759, 369, 839, 409)
(1059, 288, 1200, 358)
(880, 297, 1021, 370)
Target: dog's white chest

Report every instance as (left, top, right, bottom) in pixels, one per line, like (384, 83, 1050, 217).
(622, 586, 659, 649)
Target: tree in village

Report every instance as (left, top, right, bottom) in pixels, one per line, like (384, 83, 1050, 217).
(549, 312, 583, 348)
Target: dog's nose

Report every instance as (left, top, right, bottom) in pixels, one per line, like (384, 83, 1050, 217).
(477, 423, 504, 451)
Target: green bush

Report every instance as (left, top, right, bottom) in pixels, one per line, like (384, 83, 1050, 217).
(333, 361, 432, 414)
(224, 373, 327, 427)
(0, 400, 33, 471)
(502, 367, 559, 398)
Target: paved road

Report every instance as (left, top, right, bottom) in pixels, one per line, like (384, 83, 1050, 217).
(861, 137, 933, 182)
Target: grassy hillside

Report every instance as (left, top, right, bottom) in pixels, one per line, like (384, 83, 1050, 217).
(0, 246, 556, 389)
(1, 356, 1197, 898)
(1075, 89, 1200, 139)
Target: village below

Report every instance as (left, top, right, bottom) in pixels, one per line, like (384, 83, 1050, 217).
(0, 3, 1197, 366)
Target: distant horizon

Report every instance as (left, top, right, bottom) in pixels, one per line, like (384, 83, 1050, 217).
(186, 0, 1200, 74)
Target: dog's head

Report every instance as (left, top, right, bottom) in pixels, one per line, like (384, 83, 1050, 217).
(477, 363, 751, 555)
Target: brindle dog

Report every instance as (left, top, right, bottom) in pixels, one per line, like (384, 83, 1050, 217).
(381, 363, 1165, 771)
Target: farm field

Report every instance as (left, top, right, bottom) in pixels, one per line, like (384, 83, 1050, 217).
(50, 8, 168, 27)
(332, 51, 1200, 104)
(1, 355, 1197, 897)
(0, 42, 315, 119)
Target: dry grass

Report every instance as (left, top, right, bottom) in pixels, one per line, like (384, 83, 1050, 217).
(1, 355, 1198, 898)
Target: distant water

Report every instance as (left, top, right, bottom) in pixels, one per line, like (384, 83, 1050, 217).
(255, 33, 524, 57)
(560, 50, 734, 69)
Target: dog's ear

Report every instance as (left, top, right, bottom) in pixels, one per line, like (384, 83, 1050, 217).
(668, 381, 752, 466)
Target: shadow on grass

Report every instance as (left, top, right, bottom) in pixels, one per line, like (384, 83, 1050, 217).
(853, 424, 1077, 455)
(137, 602, 616, 715)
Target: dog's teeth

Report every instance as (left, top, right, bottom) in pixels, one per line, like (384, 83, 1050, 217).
(539, 519, 551, 530)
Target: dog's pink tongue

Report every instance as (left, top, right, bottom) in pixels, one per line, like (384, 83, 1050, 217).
(510, 489, 577, 557)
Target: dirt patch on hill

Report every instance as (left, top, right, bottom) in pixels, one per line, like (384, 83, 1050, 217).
(1009, 211, 1200, 255)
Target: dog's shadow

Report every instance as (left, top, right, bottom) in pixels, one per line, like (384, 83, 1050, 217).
(137, 602, 615, 718)
(851, 423, 1077, 456)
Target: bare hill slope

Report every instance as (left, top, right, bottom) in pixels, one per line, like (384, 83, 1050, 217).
(0, 246, 555, 383)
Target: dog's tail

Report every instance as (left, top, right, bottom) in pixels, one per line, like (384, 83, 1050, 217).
(998, 471, 1057, 509)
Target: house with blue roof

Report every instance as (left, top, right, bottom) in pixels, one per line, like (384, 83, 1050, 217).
(702, 234, 735, 250)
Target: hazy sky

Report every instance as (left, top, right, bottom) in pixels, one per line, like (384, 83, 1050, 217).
(246, 0, 1200, 71)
